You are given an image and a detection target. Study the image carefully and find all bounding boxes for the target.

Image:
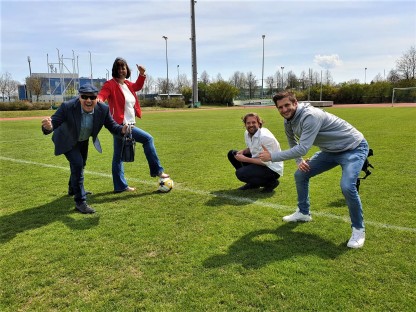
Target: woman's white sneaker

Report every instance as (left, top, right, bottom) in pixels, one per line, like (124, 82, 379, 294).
(347, 227, 365, 248)
(282, 208, 312, 222)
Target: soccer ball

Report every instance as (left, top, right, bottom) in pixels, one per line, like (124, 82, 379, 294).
(158, 177, 174, 193)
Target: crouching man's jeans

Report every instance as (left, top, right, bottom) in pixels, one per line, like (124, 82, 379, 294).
(294, 139, 369, 229)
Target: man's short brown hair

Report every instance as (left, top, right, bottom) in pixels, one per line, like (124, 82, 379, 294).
(272, 91, 297, 105)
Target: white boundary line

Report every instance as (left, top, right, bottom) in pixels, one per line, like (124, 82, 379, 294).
(1, 156, 415, 233)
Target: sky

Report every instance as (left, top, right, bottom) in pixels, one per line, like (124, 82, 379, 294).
(1, 0, 415, 86)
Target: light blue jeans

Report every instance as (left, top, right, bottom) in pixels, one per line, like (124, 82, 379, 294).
(112, 127, 164, 192)
(294, 139, 369, 229)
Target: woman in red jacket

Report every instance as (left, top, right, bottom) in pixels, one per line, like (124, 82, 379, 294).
(98, 57, 169, 193)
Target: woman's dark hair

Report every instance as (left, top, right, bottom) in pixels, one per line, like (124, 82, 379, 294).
(111, 57, 131, 79)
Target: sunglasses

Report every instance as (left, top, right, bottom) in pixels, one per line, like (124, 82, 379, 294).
(80, 95, 97, 100)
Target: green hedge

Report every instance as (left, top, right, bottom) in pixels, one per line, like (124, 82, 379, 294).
(0, 101, 56, 111)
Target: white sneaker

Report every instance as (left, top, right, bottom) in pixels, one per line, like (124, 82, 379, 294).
(347, 227, 365, 248)
(282, 208, 312, 222)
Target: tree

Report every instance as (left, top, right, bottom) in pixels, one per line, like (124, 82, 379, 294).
(200, 70, 210, 84)
(387, 69, 401, 83)
(144, 74, 155, 94)
(265, 75, 275, 96)
(396, 46, 416, 80)
(0, 73, 7, 101)
(26, 76, 43, 102)
(206, 80, 239, 105)
(156, 78, 174, 94)
(373, 73, 384, 82)
(286, 70, 298, 89)
(214, 73, 223, 82)
(246, 71, 257, 99)
(176, 73, 191, 93)
(229, 71, 246, 89)
(180, 86, 192, 104)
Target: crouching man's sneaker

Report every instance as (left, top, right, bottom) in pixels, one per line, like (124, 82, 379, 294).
(282, 208, 312, 222)
(347, 227, 365, 248)
(75, 202, 96, 214)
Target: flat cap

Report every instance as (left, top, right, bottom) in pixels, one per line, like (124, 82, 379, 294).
(78, 83, 99, 94)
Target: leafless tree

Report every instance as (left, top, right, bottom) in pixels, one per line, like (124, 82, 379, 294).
(214, 73, 223, 82)
(246, 71, 257, 99)
(0, 73, 7, 101)
(200, 70, 210, 84)
(143, 74, 155, 94)
(373, 73, 385, 82)
(387, 69, 401, 83)
(265, 75, 275, 95)
(396, 46, 416, 80)
(229, 71, 246, 89)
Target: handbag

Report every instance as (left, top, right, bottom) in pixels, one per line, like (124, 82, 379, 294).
(121, 125, 135, 162)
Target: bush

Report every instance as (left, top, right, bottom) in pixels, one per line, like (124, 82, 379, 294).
(140, 98, 157, 107)
(0, 101, 54, 111)
(157, 98, 185, 108)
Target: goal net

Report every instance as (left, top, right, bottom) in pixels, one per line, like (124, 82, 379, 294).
(391, 87, 416, 105)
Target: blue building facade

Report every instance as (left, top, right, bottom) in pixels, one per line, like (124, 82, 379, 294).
(19, 73, 106, 102)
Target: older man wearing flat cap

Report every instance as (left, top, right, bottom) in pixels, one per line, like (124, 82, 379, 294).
(42, 84, 127, 214)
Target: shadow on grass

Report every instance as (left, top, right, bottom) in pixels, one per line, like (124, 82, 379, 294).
(90, 190, 158, 200)
(0, 195, 99, 244)
(203, 223, 347, 269)
(206, 188, 275, 207)
(328, 198, 346, 208)
(0, 189, 158, 244)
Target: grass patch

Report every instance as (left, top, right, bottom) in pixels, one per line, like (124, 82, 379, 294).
(1, 107, 415, 311)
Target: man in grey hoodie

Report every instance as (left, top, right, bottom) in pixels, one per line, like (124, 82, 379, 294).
(259, 91, 369, 248)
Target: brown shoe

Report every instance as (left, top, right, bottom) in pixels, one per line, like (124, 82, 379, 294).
(158, 172, 170, 178)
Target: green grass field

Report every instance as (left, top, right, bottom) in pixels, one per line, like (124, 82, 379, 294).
(1, 106, 415, 311)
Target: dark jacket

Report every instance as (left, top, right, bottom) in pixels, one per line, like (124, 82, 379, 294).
(42, 98, 123, 156)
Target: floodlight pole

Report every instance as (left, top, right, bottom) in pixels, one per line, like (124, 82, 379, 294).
(190, 0, 198, 107)
(281, 66, 284, 90)
(89, 51, 93, 85)
(27, 56, 32, 101)
(364, 67, 367, 84)
(261, 35, 265, 99)
(162, 36, 169, 97)
(177, 64, 180, 92)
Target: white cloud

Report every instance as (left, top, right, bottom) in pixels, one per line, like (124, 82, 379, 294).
(313, 55, 343, 69)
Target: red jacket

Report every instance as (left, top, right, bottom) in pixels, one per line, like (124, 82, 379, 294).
(98, 75, 146, 124)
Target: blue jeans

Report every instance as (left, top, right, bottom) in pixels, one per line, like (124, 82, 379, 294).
(112, 127, 164, 192)
(295, 139, 369, 229)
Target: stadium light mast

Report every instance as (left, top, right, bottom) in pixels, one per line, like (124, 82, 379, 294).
(281, 66, 284, 90)
(27, 56, 32, 101)
(261, 35, 265, 98)
(89, 51, 93, 85)
(177, 64, 180, 92)
(162, 36, 169, 97)
(364, 67, 367, 84)
(190, 0, 198, 107)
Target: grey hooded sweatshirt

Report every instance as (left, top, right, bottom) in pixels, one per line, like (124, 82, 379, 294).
(271, 103, 364, 164)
